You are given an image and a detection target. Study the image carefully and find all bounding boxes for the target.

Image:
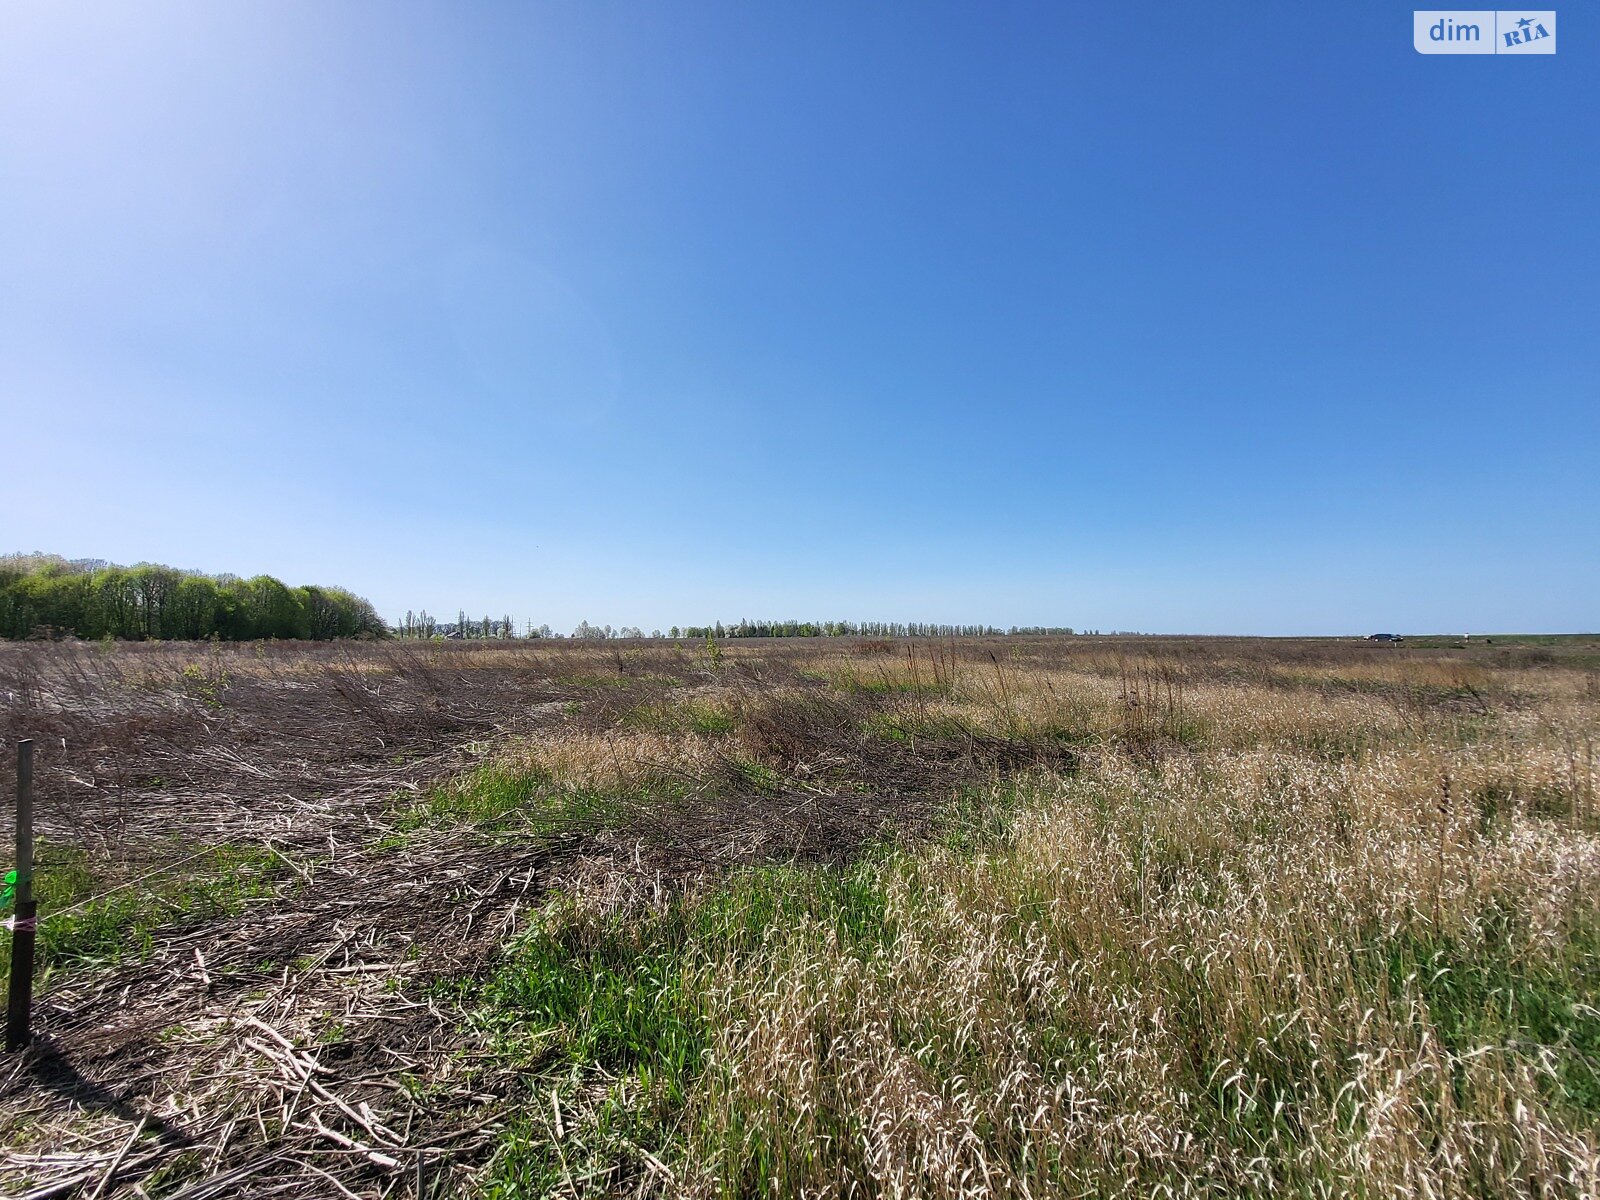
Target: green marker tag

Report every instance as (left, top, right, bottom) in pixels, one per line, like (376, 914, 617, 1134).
(0, 869, 14, 907)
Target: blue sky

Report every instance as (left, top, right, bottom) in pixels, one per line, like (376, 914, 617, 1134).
(2, 2, 1595, 634)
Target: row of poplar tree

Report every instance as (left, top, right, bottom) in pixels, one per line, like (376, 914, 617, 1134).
(675, 620, 1077, 638)
(392, 618, 1082, 640)
(0, 555, 386, 641)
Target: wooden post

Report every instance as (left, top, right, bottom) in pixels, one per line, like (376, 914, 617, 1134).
(6, 739, 35, 1052)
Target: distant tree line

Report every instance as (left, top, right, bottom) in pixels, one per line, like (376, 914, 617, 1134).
(393, 615, 664, 640)
(394, 613, 1100, 642)
(0, 554, 386, 641)
(673, 620, 1076, 639)
(395, 610, 530, 640)
(572, 621, 657, 640)
(389, 615, 1088, 642)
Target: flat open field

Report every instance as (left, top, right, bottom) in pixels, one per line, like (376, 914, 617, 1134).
(1, 635, 1597, 1198)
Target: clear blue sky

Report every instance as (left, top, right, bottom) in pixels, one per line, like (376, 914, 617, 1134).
(2, 2, 1595, 634)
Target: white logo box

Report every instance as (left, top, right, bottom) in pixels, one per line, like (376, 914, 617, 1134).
(1414, 10, 1556, 53)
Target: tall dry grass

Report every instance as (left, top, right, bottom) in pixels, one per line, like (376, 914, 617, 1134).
(477, 642, 1600, 1199)
(688, 750, 1598, 1197)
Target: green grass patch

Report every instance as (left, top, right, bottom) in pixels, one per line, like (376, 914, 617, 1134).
(559, 673, 633, 689)
(1397, 914, 1600, 1120)
(934, 780, 1038, 853)
(471, 858, 899, 1194)
(1471, 780, 1597, 833)
(723, 756, 783, 794)
(869, 710, 1093, 758)
(469, 901, 709, 1196)
(1, 840, 291, 980)
(868, 710, 975, 744)
(394, 764, 665, 836)
(624, 699, 736, 737)
(832, 672, 953, 697)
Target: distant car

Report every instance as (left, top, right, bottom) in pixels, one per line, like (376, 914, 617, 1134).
(1366, 633, 1404, 643)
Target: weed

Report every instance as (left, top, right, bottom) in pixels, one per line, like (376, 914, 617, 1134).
(1, 840, 290, 978)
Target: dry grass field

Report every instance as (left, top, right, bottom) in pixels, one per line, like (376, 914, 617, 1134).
(0, 634, 1596, 1198)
